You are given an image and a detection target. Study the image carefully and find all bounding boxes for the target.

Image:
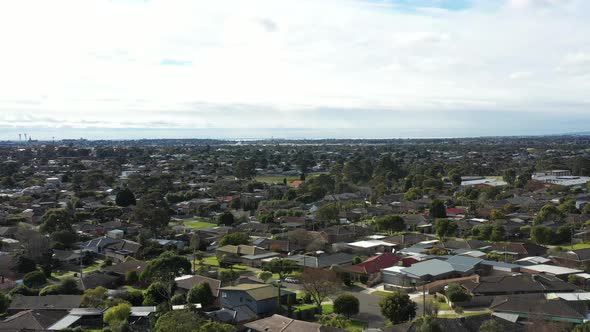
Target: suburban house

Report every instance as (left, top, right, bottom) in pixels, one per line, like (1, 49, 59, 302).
(489, 242, 548, 259)
(489, 295, 587, 324)
(244, 314, 346, 332)
(285, 252, 354, 268)
(216, 245, 268, 264)
(382, 256, 484, 288)
(175, 274, 222, 305)
(101, 260, 148, 280)
(80, 236, 141, 263)
(0, 310, 68, 331)
(219, 284, 296, 319)
(346, 239, 397, 255)
(551, 248, 590, 269)
(461, 274, 578, 297)
(342, 253, 415, 284)
(8, 295, 82, 315)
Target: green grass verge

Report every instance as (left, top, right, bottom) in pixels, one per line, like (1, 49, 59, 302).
(372, 290, 393, 297)
(255, 175, 301, 184)
(437, 301, 451, 310)
(202, 256, 220, 266)
(560, 243, 590, 250)
(438, 311, 490, 318)
(183, 221, 217, 229)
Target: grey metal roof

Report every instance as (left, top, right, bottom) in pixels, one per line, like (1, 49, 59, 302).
(399, 259, 454, 278)
(241, 252, 281, 260)
(444, 255, 483, 272)
(47, 315, 81, 330)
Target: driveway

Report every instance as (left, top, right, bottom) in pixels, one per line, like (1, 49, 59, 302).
(336, 285, 387, 328)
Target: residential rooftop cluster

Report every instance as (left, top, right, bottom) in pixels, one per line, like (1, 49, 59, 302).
(1, 136, 590, 331)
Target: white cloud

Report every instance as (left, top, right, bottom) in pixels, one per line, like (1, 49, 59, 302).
(0, 0, 589, 134)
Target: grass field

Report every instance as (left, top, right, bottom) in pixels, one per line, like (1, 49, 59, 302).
(254, 173, 325, 184)
(183, 221, 217, 229)
(255, 175, 301, 184)
(372, 290, 393, 297)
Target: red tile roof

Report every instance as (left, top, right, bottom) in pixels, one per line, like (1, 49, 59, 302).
(446, 208, 466, 215)
(345, 253, 401, 275)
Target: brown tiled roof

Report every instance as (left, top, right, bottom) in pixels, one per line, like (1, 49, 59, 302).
(175, 275, 222, 297)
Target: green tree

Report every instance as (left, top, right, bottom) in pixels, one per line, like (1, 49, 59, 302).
(434, 219, 457, 239)
(131, 192, 170, 232)
(559, 199, 578, 214)
(572, 322, 590, 332)
(503, 169, 517, 186)
(375, 215, 405, 234)
(316, 202, 340, 224)
(116, 188, 136, 207)
(141, 252, 191, 305)
(449, 171, 462, 186)
(142, 282, 168, 305)
(220, 232, 250, 246)
(445, 283, 471, 303)
(257, 271, 272, 283)
(23, 270, 47, 288)
(234, 159, 256, 179)
(103, 303, 131, 329)
(81, 286, 108, 308)
(40, 208, 73, 234)
(430, 200, 447, 218)
(379, 291, 417, 324)
(187, 282, 215, 307)
(190, 233, 201, 271)
(334, 294, 360, 318)
(404, 188, 420, 201)
(218, 269, 240, 283)
(51, 230, 78, 249)
(531, 226, 554, 245)
(218, 211, 235, 226)
(199, 321, 236, 332)
(490, 224, 505, 242)
(264, 259, 300, 280)
(535, 204, 564, 224)
(0, 291, 10, 315)
(154, 310, 202, 332)
(39, 277, 80, 295)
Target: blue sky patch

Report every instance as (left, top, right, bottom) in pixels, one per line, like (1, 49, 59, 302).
(160, 59, 192, 66)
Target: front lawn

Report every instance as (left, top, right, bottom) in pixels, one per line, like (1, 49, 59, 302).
(372, 290, 393, 297)
(438, 310, 490, 319)
(202, 256, 220, 266)
(560, 243, 590, 250)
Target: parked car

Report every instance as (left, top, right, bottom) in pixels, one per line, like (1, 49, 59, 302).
(283, 277, 300, 284)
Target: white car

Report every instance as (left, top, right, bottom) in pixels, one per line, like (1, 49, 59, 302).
(283, 277, 300, 284)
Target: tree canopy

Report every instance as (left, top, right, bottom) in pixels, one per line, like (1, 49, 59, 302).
(379, 291, 417, 324)
(334, 294, 360, 318)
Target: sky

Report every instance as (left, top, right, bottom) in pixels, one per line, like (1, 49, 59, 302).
(0, 0, 589, 140)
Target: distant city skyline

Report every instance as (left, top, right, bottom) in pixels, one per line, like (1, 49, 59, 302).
(1, 0, 589, 137)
